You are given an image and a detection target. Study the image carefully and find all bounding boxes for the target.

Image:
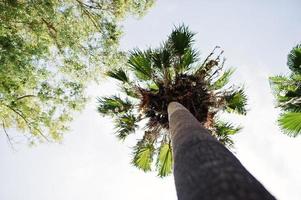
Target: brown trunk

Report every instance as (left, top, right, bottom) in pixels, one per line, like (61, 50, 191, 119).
(168, 102, 275, 200)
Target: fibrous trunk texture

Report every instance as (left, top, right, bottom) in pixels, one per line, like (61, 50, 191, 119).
(140, 74, 212, 129)
(168, 102, 275, 200)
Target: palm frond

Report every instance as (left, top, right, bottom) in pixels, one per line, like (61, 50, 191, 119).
(269, 75, 293, 98)
(291, 73, 301, 82)
(121, 85, 140, 99)
(152, 47, 171, 69)
(269, 75, 290, 85)
(151, 47, 172, 82)
(114, 113, 138, 140)
(224, 88, 247, 115)
(269, 75, 301, 111)
(214, 121, 242, 146)
(97, 96, 133, 116)
(156, 142, 173, 177)
(106, 68, 129, 83)
(128, 49, 153, 81)
(211, 68, 235, 90)
(168, 24, 195, 56)
(278, 112, 301, 137)
(180, 48, 199, 72)
(147, 82, 160, 92)
(132, 140, 155, 172)
(287, 44, 301, 74)
(215, 121, 242, 136)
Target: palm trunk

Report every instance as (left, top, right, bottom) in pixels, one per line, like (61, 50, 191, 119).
(168, 102, 275, 200)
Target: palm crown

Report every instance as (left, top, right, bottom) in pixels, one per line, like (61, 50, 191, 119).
(98, 25, 247, 177)
(270, 44, 301, 136)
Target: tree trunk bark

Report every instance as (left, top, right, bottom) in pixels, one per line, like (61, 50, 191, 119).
(168, 102, 275, 200)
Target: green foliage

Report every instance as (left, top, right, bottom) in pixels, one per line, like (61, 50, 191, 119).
(106, 68, 129, 83)
(132, 140, 155, 172)
(168, 25, 196, 73)
(214, 121, 242, 147)
(278, 112, 301, 137)
(211, 68, 235, 90)
(98, 96, 136, 139)
(97, 96, 133, 116)
(99, 25, 247, 177)
(128, 49, 153, 81)
(270, 43, 301, 136)
(156, 142, 173, 177)
(287, 44, 301, 73)
(114, 113, 138, 140)
(0, 0, 154, 144)
(168, 25, 195, 56)
(224, 89, 248, 115)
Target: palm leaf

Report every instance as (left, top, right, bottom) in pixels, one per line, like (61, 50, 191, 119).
(168, 24, 195, 56)
(121, 85, 140, 99)
(269, 75, 294, 97)
(269, 75, 290, 85)
(132, 141, 155, 172)
(278, 112, 301, 137)
(151, 47, 172, 82)
(287, 44, 301, 74)
(114, 113, 138, 140)
(128, 49, 153, 81)
(211, 68, 235, 90)
(147, 82, 159, 92)
(152, 47, 171, 69)
(180, 48, 199, 72)
(269, 75, 301, 111)
(97, 96, 133, 116)
(224, 89, 247, 115)
(156, 142, 173, 177)
(215, 121, 242, 135)
(106, 68, 129, 83)
(214, 121, 242, 146)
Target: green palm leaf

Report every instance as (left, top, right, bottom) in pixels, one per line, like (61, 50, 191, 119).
(152, 47, 171, 69)
(128, 49, 153, 81)
(278, 112, 301, 137)
(156, 142, 173, 177)
(106, 68, 129, 83)
(214, 121, 242, 147)
(121, 85, 140, 99)
(215, 121, 242, 135)
(132, 141, 155, 172)
(151, 47, 172, 82)
(270, 44, 301, 137)
(269, 75, 301, 111)
(114, 113, 138, 140)
(211, 68, 235, 90)
(97, 96, 133, 116)
(168, 25, 195, 56)
(224, 89, 247, 115)
(287, 44, 301, 74)
(269, 75, 290, 85)
(180, 48, 199, 72)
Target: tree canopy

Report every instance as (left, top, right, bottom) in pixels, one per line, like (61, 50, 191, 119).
(270, 44, 301, 137)
(98, 25, 247, 177)
(0, 0, 154, 144)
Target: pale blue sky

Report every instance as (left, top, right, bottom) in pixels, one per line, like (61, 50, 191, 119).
(1, 1, 301, 200)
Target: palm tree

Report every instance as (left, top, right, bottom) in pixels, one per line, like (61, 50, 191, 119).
(98, 25, 246, 176)
(98, 25, 275, 199)
(270, 44, 301, 137)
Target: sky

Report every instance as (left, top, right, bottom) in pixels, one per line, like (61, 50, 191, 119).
(1, 0, 301, 199)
